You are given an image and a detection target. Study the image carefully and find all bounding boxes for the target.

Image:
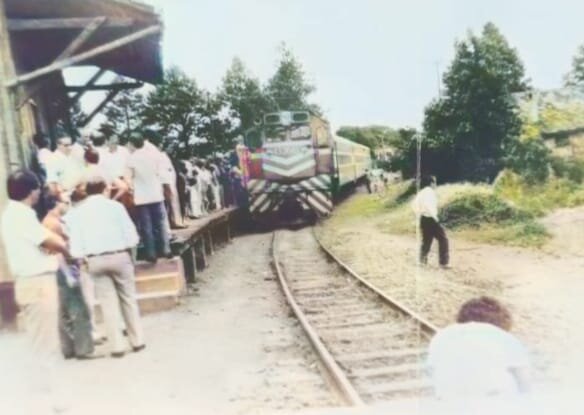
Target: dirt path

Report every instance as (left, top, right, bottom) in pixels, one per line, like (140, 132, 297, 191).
(0, 233, 337, 414)
(318, 210, 584, 393)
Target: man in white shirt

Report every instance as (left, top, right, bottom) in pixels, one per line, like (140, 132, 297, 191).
(66, 175, 145, 357)
(412, 175, 450, 268)
(143, 130, 184, 228)
(1, 170, 68, 358)
(127, 133, 171, 262)
(46, 136, 84, 199)
(103, 135, 130, 183)
(427, 296, 530, 399)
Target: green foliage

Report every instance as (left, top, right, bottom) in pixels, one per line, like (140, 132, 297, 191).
(100, 87, 145, 140)
(218, 57, 271, 136)
(422, 22, 528, 183)
(440, 193, 532, 228)
(387, 128, 418, 177)
(142, 67, 203, 147)
(265, 44, 320, 114)
(550, 157, 584, 183)
(502, 137, 550, 184)
(564, 44, 584, 87)
(494, 169, 584, 215)
(336, 126, 400, 151)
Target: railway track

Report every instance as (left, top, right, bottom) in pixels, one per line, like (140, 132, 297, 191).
(272, 227, 440, 405)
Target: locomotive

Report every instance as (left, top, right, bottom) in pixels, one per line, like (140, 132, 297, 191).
(238, 110, 372, 221)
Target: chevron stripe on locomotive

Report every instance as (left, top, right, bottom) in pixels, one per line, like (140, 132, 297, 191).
(239, 111, 372, 220)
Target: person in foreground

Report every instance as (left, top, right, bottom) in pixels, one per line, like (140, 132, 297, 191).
(427, 296, 531, 400)
(67, 175, 145, 357)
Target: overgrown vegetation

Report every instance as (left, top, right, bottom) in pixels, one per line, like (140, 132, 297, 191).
(353, 181, 551, 248)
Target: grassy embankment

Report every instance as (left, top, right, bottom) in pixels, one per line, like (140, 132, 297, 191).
(330, 172, 584, 248)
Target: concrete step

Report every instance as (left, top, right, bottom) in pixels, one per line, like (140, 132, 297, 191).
(137, 291, 179, 314)
(135, 273, 180, 294)
(135, 257, 186, 297)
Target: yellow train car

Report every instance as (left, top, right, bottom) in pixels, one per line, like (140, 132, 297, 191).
(333, 135, 372, 187)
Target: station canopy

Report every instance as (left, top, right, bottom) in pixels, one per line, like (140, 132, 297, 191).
(5, 0, 163, 85)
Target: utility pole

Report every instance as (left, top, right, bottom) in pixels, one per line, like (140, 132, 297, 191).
(435, 61, 442, 98)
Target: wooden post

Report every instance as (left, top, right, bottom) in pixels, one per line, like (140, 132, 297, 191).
(0, 0, 21, 284)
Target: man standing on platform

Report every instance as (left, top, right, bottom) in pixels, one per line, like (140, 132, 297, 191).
(66, 175, 145, 357)
(127, 132, 171, 263)
(1, 170, 68, 358)
(412, 175, 450, 269)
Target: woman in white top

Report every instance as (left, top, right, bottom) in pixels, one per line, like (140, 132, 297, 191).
(427, 296, 531, 400)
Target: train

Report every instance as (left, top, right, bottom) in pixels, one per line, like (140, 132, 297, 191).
(237, 110, 372, 221)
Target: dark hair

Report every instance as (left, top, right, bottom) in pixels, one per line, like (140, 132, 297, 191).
(7, 170, 40, 201)
(457, 296, 512, 331)
(33, 132, 49, 149)
(143, 129, 162, 146)
(44, 194, 62, 213)
(129, 133, 144, 149)
(420, 175, 435, 188)
(84, 148, 100, 165)
(91, 135, 106, 147)
(86, 177, 107, 195)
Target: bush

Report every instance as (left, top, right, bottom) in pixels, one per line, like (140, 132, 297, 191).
(503, 137, 551, 184)
(440, 193, 532, 228)
(494, 169, 584, 215)
(550, 157, 584, 183)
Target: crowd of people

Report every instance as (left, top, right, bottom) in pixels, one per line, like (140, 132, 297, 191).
(1, 132, 532, 407)
(2, 129, 248, 363)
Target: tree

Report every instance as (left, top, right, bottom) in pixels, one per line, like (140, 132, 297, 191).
(564, 45, 584, 88)
(218, 57, 270, 136)
(265, 44, 321, 114)
(99, 86, 145, 140)
(142, 67, 205, 152)
(423, 23, 528, 182)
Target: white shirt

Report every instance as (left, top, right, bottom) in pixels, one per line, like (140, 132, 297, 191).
(127, 147, 164, 205)
(65, 195, 139, 258)
(70, 142, 86, 167)
(1, 201, 59, 278)
(412, 186, 439, 220)
(37, 148, 54, 171)
(427, 322, 530, 399)
(102, 146, 130, 182)
(158, 151, 176, 185)
(47, 151, 84, 191)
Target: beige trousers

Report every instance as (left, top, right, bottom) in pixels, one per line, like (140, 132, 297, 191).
(87, 251, 144, 353)
(14, 273, 60, 360)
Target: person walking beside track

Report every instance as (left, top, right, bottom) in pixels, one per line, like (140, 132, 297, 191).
(66, 175, 145, 358)
(412, 175, 450, 269)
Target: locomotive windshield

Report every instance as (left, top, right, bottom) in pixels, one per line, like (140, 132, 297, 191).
(264, 124, 311, 143)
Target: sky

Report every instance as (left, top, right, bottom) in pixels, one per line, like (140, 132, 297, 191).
(69, 0, 584, 130)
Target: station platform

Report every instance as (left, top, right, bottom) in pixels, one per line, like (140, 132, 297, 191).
(0, 207, 241, 328)
(131, 207, 239, 314)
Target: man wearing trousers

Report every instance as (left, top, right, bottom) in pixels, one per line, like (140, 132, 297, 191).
(67, 175, 145, 357)
(127, 133, 171, 263)
(412, 175, 450, 268)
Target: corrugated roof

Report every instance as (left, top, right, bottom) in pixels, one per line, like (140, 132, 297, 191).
(5, 0, 163, 84)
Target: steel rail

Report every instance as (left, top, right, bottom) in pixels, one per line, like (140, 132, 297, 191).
(311, 226, 439, 337)
(270, 231, 365, 407)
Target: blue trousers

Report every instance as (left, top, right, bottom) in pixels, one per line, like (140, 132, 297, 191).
(136, 201, 171, 260)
